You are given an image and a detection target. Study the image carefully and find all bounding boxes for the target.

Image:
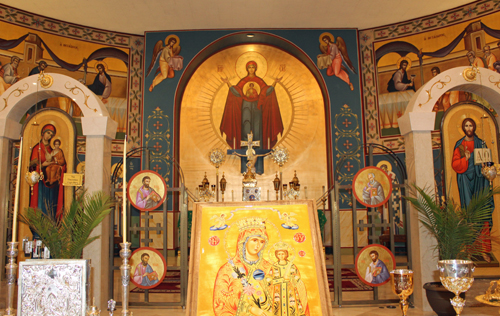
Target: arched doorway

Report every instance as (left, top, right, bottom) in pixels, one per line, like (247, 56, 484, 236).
(0, 73, 117, 307)
(399, 66, 500, 310)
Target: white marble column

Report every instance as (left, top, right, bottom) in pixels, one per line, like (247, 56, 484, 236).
(82, 116, 117, 309)
(399, 111, 439, 311)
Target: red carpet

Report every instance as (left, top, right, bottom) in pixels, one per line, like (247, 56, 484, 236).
(131, 269, 372, 293)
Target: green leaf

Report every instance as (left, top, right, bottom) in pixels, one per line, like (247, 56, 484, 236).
(19, 190, 112, 259)
(405, 184, 500, 260)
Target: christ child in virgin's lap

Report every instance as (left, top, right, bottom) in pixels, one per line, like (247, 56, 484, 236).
(245, 83, 258, 98)
(45, 139, 66, 185)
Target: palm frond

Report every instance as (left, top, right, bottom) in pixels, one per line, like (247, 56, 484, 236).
(405, 184, 499, 260)
(19, 191, 113, 259)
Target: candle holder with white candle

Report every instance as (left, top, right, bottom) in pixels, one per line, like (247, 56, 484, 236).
(119, 135, 132, 315)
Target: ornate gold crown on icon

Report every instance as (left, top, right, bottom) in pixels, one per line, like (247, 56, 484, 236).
(272, 242, 292, 252)
(236, 217, 267, 231)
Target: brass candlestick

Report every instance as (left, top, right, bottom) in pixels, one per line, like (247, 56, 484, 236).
(390, 269, 414, 316)
(290, 171, 300, 199)
(87, 298, 101, 315)
(199, 173, 215, 201)
(220, 173, 227, 202)
(273, 172, 280, 200)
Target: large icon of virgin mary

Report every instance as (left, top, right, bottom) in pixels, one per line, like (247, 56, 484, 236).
(219, 57, 284, 150)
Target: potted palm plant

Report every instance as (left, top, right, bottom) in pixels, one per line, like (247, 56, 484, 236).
(406, 185, 499, 316)
(17, 191, 113, 315)
(19, 190, 112, 259)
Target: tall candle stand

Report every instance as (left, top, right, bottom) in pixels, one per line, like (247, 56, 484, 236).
(119, 242, 132, 316)
(5, 242, 18, 315)
(120, 136, 131, 315)
(6, 137, 22, 316)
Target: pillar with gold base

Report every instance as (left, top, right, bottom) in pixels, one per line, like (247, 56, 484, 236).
(119, 242, 132, 316)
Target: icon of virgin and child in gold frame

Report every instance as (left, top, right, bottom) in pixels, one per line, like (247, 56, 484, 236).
(355, 244, 395, 287)
(20, 108, 76, 224)
(129, 247, 167, 290)
(187, 200, 333, 316)
(127, 170, 167, 211)
(352, 166, 393, 208)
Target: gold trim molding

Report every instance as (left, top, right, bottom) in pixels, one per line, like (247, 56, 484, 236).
(418, 76, 451, 107)
(0, 83, 29, 113)
(489, 75, 500, 89)
(64, 82, 96, 112)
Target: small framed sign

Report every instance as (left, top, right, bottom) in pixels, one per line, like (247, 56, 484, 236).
(62, 173, 84, 186)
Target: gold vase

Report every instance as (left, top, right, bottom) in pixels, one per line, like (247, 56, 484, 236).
(390, 269, 414, 316)
(438, 259, 475, 316)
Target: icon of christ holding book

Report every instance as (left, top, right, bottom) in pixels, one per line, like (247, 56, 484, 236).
(452, 117, 494, 261)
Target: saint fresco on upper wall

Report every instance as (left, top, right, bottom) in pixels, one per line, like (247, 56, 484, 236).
(374, 14, 500, 138)
(0, 21, 129, 138)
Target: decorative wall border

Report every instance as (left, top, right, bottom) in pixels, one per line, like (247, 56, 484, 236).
(358, 0, 500, 152)
(0, 4, 143, 153)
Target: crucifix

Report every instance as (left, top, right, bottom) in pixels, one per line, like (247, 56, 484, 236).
(228, 131, 272, 174)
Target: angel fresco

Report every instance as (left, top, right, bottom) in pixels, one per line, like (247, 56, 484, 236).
(210, 213, 233, 231)
(317, 32, 356, 91)
(279, 212, 299, 230)
(147, 34, 183, 92)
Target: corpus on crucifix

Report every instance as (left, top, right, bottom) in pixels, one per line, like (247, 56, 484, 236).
(228, 131, 272, 175)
